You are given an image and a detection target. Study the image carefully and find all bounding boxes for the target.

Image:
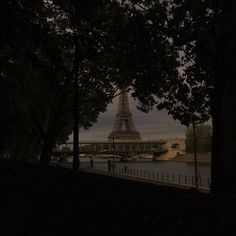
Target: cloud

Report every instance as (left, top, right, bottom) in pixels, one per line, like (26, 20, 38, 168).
(79, 93, 186, 141)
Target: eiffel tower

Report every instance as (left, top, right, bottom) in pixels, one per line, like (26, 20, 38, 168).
(108, 89, 141, 141)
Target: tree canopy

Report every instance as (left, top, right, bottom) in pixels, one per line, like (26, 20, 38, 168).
(0, 0, 126, 162)
(1, 0, 236, 193)
(122, 0, 236, 193)
(185, 124, 212, 153)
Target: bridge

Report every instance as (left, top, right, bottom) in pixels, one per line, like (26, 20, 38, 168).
(54, 140, 168, 157)
(53, 91, 184, 159)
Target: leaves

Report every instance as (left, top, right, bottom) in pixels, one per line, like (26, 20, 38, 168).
(120, 0, 214, 127)
(185, 124, 212, 153)
(0, 0, 125, 160)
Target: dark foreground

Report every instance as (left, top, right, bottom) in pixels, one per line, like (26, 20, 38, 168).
(1, 160, 236, 236)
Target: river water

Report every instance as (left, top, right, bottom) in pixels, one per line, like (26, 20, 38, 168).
(79, 160, 211, 179)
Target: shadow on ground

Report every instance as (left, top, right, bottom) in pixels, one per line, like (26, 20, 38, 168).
(1, 160, 236, 235)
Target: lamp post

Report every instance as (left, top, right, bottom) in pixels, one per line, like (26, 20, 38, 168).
(72, 34, 84, 171)
(112, 136, 115, 171)
(193, 120, 199, 189)
(73, 40, 80, 171)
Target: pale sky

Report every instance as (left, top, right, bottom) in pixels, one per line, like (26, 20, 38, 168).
(79, 93, 186, 141)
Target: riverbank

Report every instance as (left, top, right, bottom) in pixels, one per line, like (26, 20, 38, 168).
(63, 156, 210, 164)
(172, 152, 211, 163)
(1, 160, 235, 235)
(61, 156, 155, 163)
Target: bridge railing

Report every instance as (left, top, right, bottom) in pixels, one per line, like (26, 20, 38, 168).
(81, 165, 210, 190)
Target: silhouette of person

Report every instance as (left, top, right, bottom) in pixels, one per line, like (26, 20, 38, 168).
(108, 160, 112, 172)
(112, 163, 116, 172)
(90, 159, 94, 169)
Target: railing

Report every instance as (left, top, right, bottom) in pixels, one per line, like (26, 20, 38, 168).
(116, 167, 210, 189)
(81, 165, 210, 190)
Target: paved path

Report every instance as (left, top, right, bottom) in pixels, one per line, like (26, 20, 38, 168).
(80, 167, 210, 193)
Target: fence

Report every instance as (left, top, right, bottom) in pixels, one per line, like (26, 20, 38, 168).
(82, 164, 211, 190)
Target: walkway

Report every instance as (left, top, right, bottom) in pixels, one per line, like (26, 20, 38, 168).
(55, 160, 210, 192)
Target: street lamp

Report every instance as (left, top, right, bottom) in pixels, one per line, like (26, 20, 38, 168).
(193, 120, 199, 189)
(112, 136, 115, 171)
(72, 36, 80, 171)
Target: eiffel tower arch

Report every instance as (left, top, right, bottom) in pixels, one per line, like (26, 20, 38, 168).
(108, 89, 141, 141)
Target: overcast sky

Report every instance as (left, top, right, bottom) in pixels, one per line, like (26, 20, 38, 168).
(79, 93, 186, 141)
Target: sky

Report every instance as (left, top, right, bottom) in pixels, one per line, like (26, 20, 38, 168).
(79, 93, 186, 141)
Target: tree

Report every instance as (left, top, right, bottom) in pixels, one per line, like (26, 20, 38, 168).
(0, 1, 75, 162)
(0, 0, 122, 164)
(119, 0, 236, 193)
(167, 0, 236, 193)
(116, 0, 212, 189)
(185, 124, 212, 154)
(51, 0, 128, 168)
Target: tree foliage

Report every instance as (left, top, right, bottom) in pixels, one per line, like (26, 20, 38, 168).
(167, 0, 236, 193)
(185, 124, 212, 153)
(123, 0, 236, 193)
(0, 0, 126, 162)
(1, 0, 236, 193)
(116, 1, 213, 127)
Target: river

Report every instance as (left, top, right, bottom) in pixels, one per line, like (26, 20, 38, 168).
(79, 160, 211, 179)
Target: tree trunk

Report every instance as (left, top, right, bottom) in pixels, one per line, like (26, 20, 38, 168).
(211, 1, 236, 193)
(211, 77, 236, 193)
(193, 122, 198, 190)
(39, 136, 54, 165)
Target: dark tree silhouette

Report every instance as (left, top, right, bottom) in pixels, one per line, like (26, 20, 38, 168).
(167, 0, 236, 193)
(2, 0, 236, 194)
(186, 124, 212, 154)
(0, 1, 121, 164)
(122, 0, 236, 193)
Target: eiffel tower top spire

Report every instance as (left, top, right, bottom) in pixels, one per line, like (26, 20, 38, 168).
(108, 89, 141, 141)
